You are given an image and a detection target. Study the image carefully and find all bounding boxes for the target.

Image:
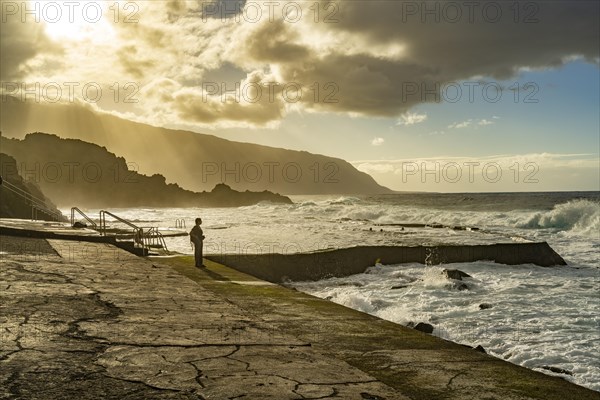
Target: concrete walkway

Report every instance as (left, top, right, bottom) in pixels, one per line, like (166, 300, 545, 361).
(0, 236, 402, 399)
(1, 234, 598, 399)
(160, 256, 600, 400)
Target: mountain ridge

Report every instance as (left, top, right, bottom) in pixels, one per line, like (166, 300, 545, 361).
(0, 133, 293, 208)
(0, 97, 391, 195)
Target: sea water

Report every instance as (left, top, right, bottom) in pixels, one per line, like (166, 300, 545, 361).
(68, 191, 600, 390)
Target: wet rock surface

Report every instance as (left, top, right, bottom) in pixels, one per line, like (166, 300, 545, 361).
(411, 323, 434, 334)
(542, 366, 573, 376)
(441, 269, 472, 281)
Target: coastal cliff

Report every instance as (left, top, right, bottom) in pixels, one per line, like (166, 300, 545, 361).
(0, 133, 292, 208)
(1, 98, 391, 195)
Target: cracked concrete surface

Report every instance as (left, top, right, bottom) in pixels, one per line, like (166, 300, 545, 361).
(162, 255, 600, 400)
(0, 236, 403, 399)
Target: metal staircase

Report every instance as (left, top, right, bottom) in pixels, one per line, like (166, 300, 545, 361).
(1, 175, 171, 256)
(71, 207, 97, 228)
(70, 207, 170, 256)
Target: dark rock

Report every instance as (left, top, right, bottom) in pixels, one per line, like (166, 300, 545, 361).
(442, 269, 472, 280)
(456, 282, 469, 291)
(360, 393, 386, 400)
(446, 281, 469, 292)
(479, 303, 493, 310)
(460, 344, 486, 353)
(339, 282, 364, 287)
(413, 322, 434, 334)
(391, 285, 408, 290)
(73, 221, 87, 228)
(203, 183, 293, 207)
(474, 345, 487, 353)
(542, 366, 573, 376)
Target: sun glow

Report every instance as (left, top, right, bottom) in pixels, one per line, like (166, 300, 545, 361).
(35, 1, 116, 42)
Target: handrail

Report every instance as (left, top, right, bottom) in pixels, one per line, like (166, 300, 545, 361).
(98, 210, 169, 253)
(1, 179, 64, 221)
(142, 227, 169, 252)
(3, 180, 49, 210)
(156, 231, 168, 251)
(2, 179, 51, 207)
(71, 207, 97, 228)
(99, 210, 141, 235)
(32, 204, 62, 221)
(32, 204, 59, 221)
(99, 210, 146, 250)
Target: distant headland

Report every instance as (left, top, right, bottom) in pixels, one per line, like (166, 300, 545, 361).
(0, 97, 391, 195)
(1, 133, 292, 211)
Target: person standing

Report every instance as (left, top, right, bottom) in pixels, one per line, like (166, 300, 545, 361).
(190, 217, 205, 268)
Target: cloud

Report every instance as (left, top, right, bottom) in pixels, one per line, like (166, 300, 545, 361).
(261, 0, 599, 118)
(371, 137, 385, 146)
(354, 153, 600, 170)
(0, 15, 63, 80)
(353, 161, 395, 174)
(351, 153, 600, 191)
(448, 118, 495, 129)
(396, 112, 428, 126)
(448, 120, 473, 129)
(140, 70, 288, 128)
(1, 0, 598, 127)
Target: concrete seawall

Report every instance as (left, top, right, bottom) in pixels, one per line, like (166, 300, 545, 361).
(207, 242, 567, 283)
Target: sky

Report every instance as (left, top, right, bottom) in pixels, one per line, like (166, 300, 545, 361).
(1, 0, 599, 192)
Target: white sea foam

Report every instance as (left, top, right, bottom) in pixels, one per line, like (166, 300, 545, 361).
(519, 199, 600, 237)
(294, 262, 600, 391)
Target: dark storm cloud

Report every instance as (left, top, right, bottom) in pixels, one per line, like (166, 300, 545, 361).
(158, 0, 599, 124)
(328, 0, 599, 75)
(235, 0, 599, 116)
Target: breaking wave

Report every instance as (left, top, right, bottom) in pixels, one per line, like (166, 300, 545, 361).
(519, 200, 600, 237)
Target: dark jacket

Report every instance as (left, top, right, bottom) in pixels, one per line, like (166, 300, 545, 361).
(190, 225, 205, 244)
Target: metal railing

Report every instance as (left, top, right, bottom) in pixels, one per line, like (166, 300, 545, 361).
(98, 210, 169, 253)
(1, 179, 64, 221)
(175, 218, 186, 229)
(70, 207, 97, 228)
(32, 204, 60, 221)
(99, 210, 142, 237)
(141, 226, 169, 251)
